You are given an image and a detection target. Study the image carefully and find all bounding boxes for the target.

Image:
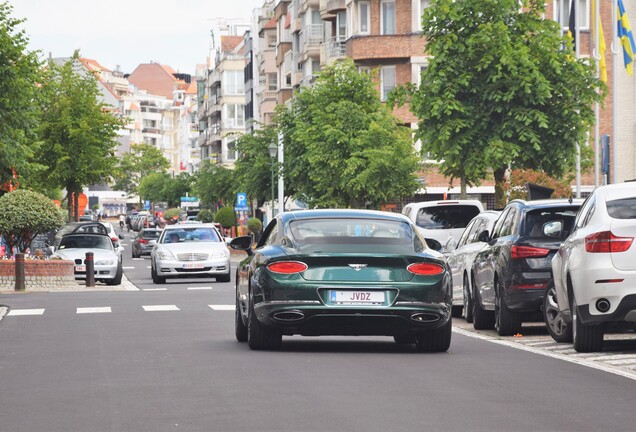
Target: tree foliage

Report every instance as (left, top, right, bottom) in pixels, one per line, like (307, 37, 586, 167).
(399, 0, 605, 206)
(0, 189, 65, 255)
(113, 143, 170, 200)
(278, 59, 420, 208)
(215, 206, 236, 229)
(192, 164, 236, 210)
(196, 209, 214, 223)
(503, 169, 574, 200)
(0, 2, 43, 185)
(36, 53, 124, 220)
(138, 172, 192, 208)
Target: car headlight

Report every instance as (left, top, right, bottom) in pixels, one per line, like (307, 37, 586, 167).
(157, 249, 175, 260)
(95, 259, 115, 265)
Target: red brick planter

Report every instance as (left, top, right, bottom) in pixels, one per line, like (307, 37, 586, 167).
(0, 259, 78, 291)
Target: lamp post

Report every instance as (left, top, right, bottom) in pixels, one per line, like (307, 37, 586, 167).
(268, 142, 277, 219)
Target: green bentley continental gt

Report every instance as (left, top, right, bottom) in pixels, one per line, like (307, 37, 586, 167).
(230, 209, 452, 352)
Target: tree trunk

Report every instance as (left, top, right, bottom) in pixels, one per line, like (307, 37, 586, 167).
(460, 176, 467, 199)
(494, 166, 508, 209)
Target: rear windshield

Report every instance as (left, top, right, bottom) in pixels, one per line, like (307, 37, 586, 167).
(142, 231, 161, 239)
(523, 207, 579, 238)
(415, 205, 481, 230)
(288, 218, 426, 254)
(607, 197, 636, 219)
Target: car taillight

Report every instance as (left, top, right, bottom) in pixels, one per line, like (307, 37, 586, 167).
(111, 237, 118, 243)
(138, 238, 148, 244)
(407, 262, 445, 275)
(585, 231, 634, 253)
(267, 261, 308, 274)
(511, 245, 550, 259)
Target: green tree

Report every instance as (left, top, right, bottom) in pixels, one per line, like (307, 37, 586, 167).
(36, 52, 125, 221)
(0, 189, 65, 255)
(192, 165, 236, 210)
(215, 206, 236, 230)
(137, 172, 169, 204)
(400, 0, 604, 206)
(113, 143, 170, 202)
(0, 2, 43, 185)
(162, 172, 192, 208)
(278, 59, 420, 208)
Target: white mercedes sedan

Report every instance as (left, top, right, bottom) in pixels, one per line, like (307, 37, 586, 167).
(150, 224, 231, 284)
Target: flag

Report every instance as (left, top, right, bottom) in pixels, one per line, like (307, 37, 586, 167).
(568, 0, 576, 52)
(592, 0, 607, 82)
(618, 0, 636, 76)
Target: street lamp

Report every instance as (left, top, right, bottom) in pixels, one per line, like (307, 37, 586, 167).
(268, 142, 277, 219)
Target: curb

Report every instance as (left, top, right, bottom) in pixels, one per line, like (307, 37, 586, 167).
(0, 305, 7, 323)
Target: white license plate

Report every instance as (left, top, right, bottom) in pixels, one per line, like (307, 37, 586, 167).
(74, 265, 86, 272)
(330, 290, 385, 305)
(183, 263, 204, 269)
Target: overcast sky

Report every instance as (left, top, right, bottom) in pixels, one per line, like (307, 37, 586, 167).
(11, 0, 265, 75)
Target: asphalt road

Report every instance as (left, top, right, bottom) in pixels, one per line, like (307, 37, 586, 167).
(1, 233, 636, 431)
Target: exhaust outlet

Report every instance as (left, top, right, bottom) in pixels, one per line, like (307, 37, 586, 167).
(595, 298, 611, 313)
(272, 311, 305, 322)
(410, 313, 440, 323)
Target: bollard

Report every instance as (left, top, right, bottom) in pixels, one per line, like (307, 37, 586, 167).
(15, 253, 25, 291)
(85, 252, 95, 287)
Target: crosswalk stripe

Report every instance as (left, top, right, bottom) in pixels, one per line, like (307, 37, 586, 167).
(209, 305, 234, 311)
(77, 307, 112, 314)
(7, 309, 45, 316)
(142, 305, 179, 312)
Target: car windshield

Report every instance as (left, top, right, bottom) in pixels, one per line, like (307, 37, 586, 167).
(607, 197, 636, 219)
(523, 207, 579, 238)
(288, 218, 423, 253)
(161, 228, 221, 244)
(415, 205, 481, 230)
(59, 235, 113, 250)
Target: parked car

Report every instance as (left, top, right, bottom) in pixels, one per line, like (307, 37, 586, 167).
(52, 221, 125, 254)
(150, 223, 231, 284)
(230, 209, 453, 351)
(131, 228, 162, 258)
(52, 232, 123, 285)
(100, 221, 124, 252)
(446, 210, 501, 321)
(402, 200, 484, 255)
(470, 199, 582, 335)
(549, 183, 636, 352)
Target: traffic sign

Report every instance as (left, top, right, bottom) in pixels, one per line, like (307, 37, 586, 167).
(235, 193, 247, 207)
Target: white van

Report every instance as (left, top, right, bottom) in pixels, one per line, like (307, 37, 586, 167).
(402, 200, 485, 254)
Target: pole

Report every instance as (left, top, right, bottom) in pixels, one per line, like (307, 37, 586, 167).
(85, 252, 95, 287)
(572, 0, 582, 197)
(15, 253, 25, 291)
(271, 161, 275, 219)
(594, 0, 601, 188)
(612, 0, 619, 184)
(277, 132, 284, 215)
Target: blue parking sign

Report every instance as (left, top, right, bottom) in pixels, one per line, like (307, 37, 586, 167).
(144, 200, 151, 210)
(235, 193, 247, 207)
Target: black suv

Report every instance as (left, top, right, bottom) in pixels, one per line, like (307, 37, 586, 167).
(470, 199, 582, 335)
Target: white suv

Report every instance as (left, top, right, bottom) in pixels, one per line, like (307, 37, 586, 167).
(550, 182, 636, 352)
(402, 200, 484, 254)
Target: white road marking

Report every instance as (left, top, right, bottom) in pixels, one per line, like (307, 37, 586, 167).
(208, 305, 234, 311)
(188, 286, 213, 290)
(132, 258, 145, 261)
(143, 305, 179, 312)
(7, 309, 45, 316)
(122, 266, 135, 270)
(146, 266, 151, 269)
(143, 288, 167, 291)
(77, 307, 112, 314)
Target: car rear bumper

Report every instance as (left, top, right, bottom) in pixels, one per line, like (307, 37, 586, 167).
(577, 294, 636, 325)
(253, 301, 451, 336)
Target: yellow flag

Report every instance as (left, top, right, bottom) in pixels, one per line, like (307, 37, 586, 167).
(592, 0, 607, 82)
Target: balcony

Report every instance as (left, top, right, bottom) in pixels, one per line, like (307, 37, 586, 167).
(321, 37, 346, 65)
(300, 24, 322, 51)
(142, 127, 161, 135)
(320, 0, 344, 16)
(299, 0, 320, 13)
(348, 34, 425, 61)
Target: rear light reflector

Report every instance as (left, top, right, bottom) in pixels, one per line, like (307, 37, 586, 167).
(595, 279, 624, 284)
(267, 261, 308, 274)
(407, 262, 445, 275)
(510, 282, 548, 290)
(511, 245, 550, 259)
(585, 231, 633, 253)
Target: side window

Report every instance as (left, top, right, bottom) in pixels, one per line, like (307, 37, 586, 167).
(470, 218, 488, 243)
(257, 220, 278, 248)
(581, 199, 596, 228)
(265, 223, 278, 246)
(575, 195, 595, 229)
(491, 208, 511, 239)
(499, 208, 517, 237)
(456, 219, 476, 248)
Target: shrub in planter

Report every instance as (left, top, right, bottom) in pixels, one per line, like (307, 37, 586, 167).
(215, 207, 236, 230)
(163, 208, 182, 224)
(197, 209, 214, 223)
(247, 217, 263, 239)
(0, 190, 66, 256)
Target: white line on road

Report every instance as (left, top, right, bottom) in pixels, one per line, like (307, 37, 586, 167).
(143, 288, 167, 291)
(209, 305, 234, 311)
(77, 307, 112, 314)
(7, 309, 45, 316)
(132, 258, 145, 261)
(123, 266, 135, 270)
(188, 286, 213, 290)
(143, 305, 180, 312)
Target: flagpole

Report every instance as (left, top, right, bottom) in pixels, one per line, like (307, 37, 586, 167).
(594, 0, 600, 187)
(575, 0, 581, 198)
(612, 0, 619, 184)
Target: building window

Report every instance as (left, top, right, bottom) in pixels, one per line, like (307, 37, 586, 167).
(359, 1, 370, 34)
(227, 138, 237, 160)
(380, 65, 396, 101)
(336, 11, 347, 41)
(381, 0, 396, 35)
(268, 73, 277, 91)
(224, 70, 245, 95)
(418, 0, 430, 31)
(554, 0, 589, 31)
(226, 104, 245, 129)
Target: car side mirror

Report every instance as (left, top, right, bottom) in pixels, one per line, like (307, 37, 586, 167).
(229, 236, 253, 255)
(119, 234, 125, 240)
(477, 230, 490, 243)
(543, 221, 563, 238)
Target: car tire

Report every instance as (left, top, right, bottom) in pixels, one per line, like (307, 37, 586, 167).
(414, 318, 452, 353)
(543, 281, 572, 343)
(132, 248, 138, 259)
(495, 278, 521, 336)
(463, 273, 474, 323)
(393, 335, 416, 344)
(472, 276, 494, 330)
(247, 296, 281, 351)
(572, 298, 604, 352)
(151, 264, 166, 284)
(235, 289, 248, 342)
(217, 272, 231, 283)
(106, 263, 123, 286)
